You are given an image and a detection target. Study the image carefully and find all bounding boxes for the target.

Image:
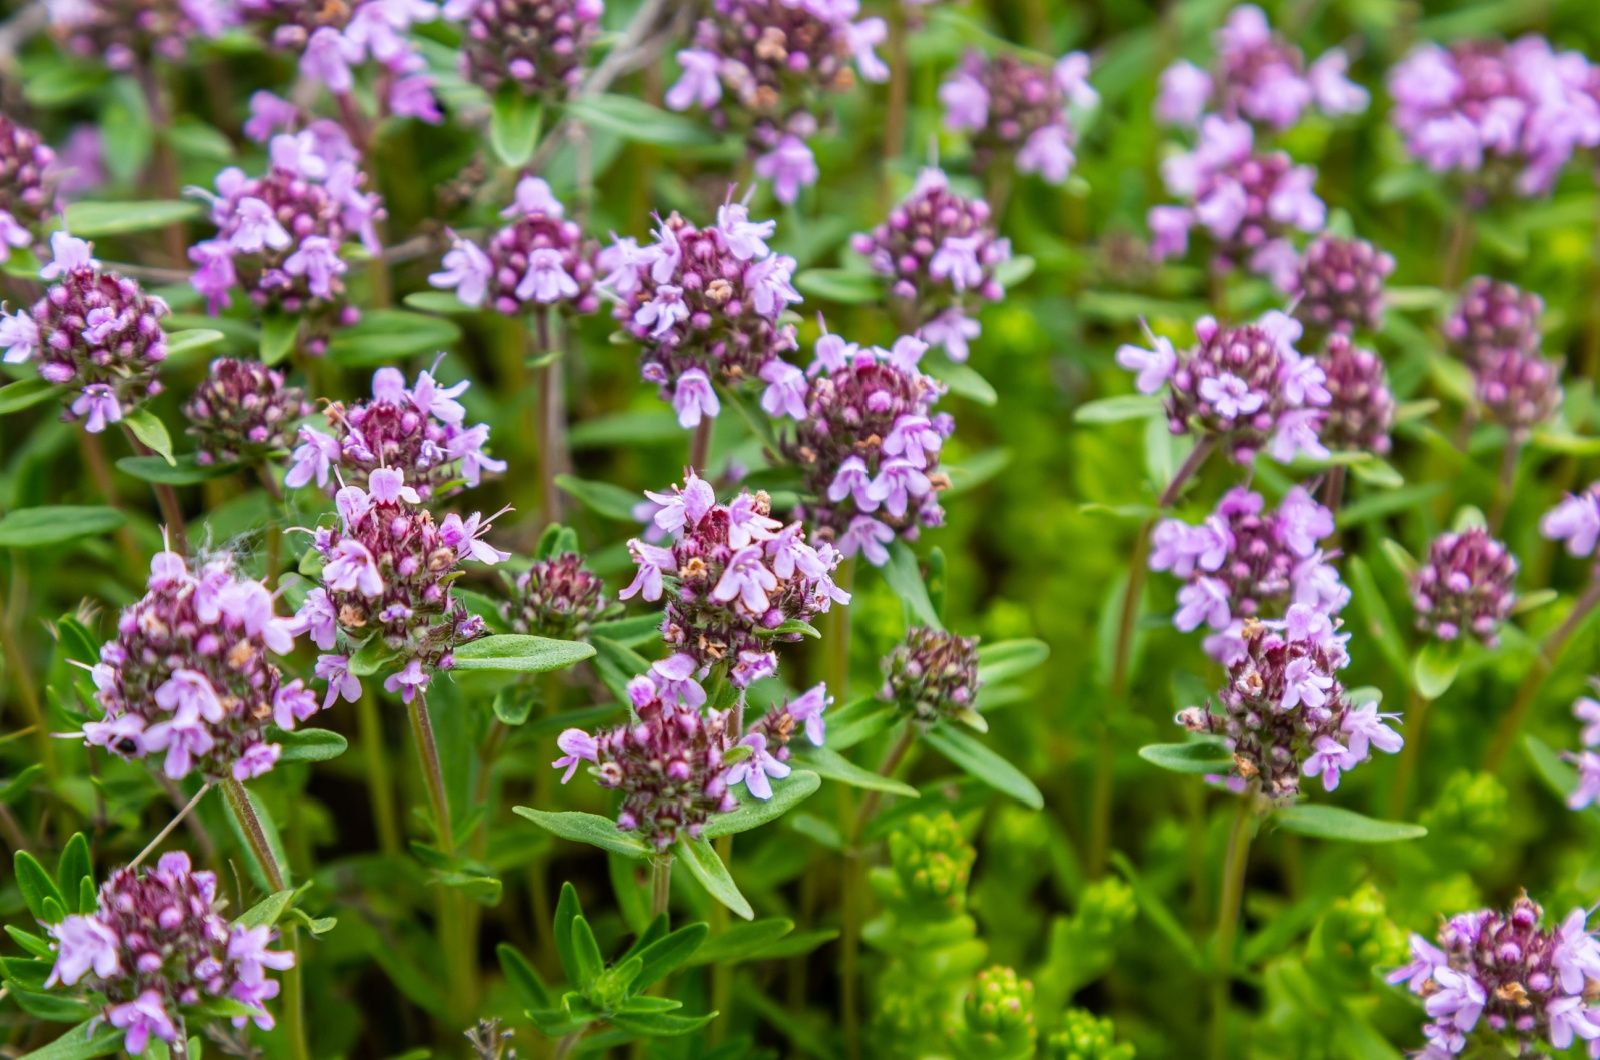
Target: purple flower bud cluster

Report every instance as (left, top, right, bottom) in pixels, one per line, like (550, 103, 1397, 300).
(622, 472, 849, 688)
(1318, 334, 1394, 456)
(1388, 37, 1600, 198)
(600, 204, 802, 429)
(0, 233, 168, 434)
(1544, 482, 1600, 562)
(237, 0, 441, 122)
(285, 365, 505, 500)
(1147, 117, 1325, 286)
(1411, 529, 1518, 646)
(297, 468, 508, 705)
(1288, 235, 1394, 338)
(443, 0, 603, 99)
(772, 333, 953, 565)
(1444, 277, 1543, 372)
(83, 549, 311, 783)
(191, 129, 385, 345)
(1155, 5, 1367, 130)
(1475, 346, 1562, 438)
(1177, 606, 1401, 799)
(667, 0, 890, 203)
(1151, 487, 1345, 658)
(429, 177, 598, 315)
(1564, 688, 1600, 810)
(46, 0, 235, 71)
(881, 626, 981, 723)
(46, 852, 294, 1055)
(0, 114, 57, 262)
(1387, 895, 1600, 1055)
(184, 358, 311, 466)
(940, 50, 1096, 185)
(850, 167, 1012, 362)
(552, 663, 735, 850)
(1116, 310, 1329, 464)
(502, 552, 610, 641)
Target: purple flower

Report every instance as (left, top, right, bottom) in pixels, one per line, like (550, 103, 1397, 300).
(666, 49, 723, 111)
(47, 914, 121, 987)
(552, 728, 599, 783)
(1116, 336, 1177, 395)
(760, 359, 808, 420)
(649, 653, 708, 709)
(1157, 60, 1212, 125)
(755, 135, 818, 204)
(672, 368, 720, 430)
(325, 539, 384, 597)
(713, 545, 780, 614)
(1543, 486, 1600, 558)
(314, 654, 361, 711)
(428, 233, 492, 307)
(840, 515, 895, 566)
(727, 732, 791, 799)
(383, 658, 430, 703)
(1176, 577, 1231, 632)
(108, 990, 180, 1054)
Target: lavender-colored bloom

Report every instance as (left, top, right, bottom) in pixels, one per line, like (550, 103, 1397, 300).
(301, 468, 504, 701)
(1288, 235, 1395, 337)
(0, 115, 57, 260)
(881, 626, 981, 723)
(45, 852, 292, 1051)
(1317, 334, 1394, 456)
(1121, 310, 1329, 463)
(748, 682, 831, 760)
(754, 135, 819, 205)
(602, 205, 802, 426)
(1476, 348, 1563, 439)
(726, 731, 790, 799)
(431, 177, 598, 316)
(1542, 484, 1600, 559)
(503, 552, 612, 640)
(940, 50, 1094, 186)
(1389, 894, 1600, 1056)
(622, 472, 846, 686)
(0, 232, 167, 432)
(1177, 606, 1395, 799)
(84, 550, 305, 782)
(446, 0, 602, 98)
(47, 0, 236, 69)
(1444, 277, 1543, 371)
(184, 357, 311, 466)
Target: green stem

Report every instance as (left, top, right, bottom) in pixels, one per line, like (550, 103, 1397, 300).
(1483, 578, 1600, 771)
(651, 855, 672, 921)
(1487, 442, 1521, 536)
(357, 690, 400, 856)
(407, 691, 454, 854)
(536, 310, 566, 525)
(852, 723, 916, 841)
(710, 835, 732, 1044)
(121, 425, 188, 554)
(1209, 793, 1258, 1060)
(0, 560, 54, 780)
(688, 416, 713, 475)
(406, 690, 476, 1027)
(78, 432, 143, 570)
(1388, 689, 1432, 818)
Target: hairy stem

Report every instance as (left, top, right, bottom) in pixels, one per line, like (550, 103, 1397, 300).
(1483, 578, 1600, 771)
(688, 416, 713, 475)
(536, 310, 566, 526)
(130, 782, 212, 869)
(651, 855, 673, 921)
(1208, 794, 1258, 1060)
(357, 690, 400, 855)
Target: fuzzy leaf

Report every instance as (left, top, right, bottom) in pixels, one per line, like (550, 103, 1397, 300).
(1272, 804, 1427, 843)
(676, 838, 753, 920)
(259, 312, 300, 366)
(452, 634, 596, 673)
(1412, 641, 1461, 701)
(1137, 739, 1234, 775)
(631, 922, 708, 990)
(796, 746, 919, 797)
(273, 728, 349, 763)
(14, 851, 65, 923)
(122, 408, 174, 464)
(0, 378, 63, 415)
(699, 770, 820, 838)
(555, 474, 645, 521)
(513, 808, 653, 858)
(490, 85, 544, 167)
(884, 542, 943, 630)
(63, 199, 200, 236)
(922, 724, 1043, 808)
(564, 94, 719, 146)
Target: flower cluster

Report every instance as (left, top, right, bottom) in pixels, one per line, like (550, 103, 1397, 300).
(851, 167, 1012, 361)
(666, 0, 889, 203)
(940, 49, 1096, 185)
(1116, 310, 1329, 464)
(1411, 529, 1518, 646)
(46, 852, 294, 1054)
(880, 626, 981, 724)
(190, 128, 385, 347)
(600, 204, 802, 429)
(298, 468, 506, 705)
(443, 0, 602, 99)
(1155, 4, 1367, 130)
(429, 176, 599, 315)
(0, 233, 168, 434)
(622, 472, 849, 687)
(1147, 116, 1325, 285)
(1287, 235, 1394, 338)
(1543, 482, 1600, 563)
(46, 0, 234, 70)
(1177, 606, 1400, 799)
(1317, 334, 1395, 455)
(0, 114, 56, 262)
(1444, 278, 1560, 437)
(83, 549, 312, 783)
(285, 365, 504, 499)
(772, 332, 953, 564)
(1387, 895, 1600, 1055)
(1474, 344, 1562, 438)
(1565, 686, 1600, 810)
(1388, 37, 1600, 197)
(184, 357, 311, 466)
(1151, 486, 1345, 663)
(744, 683, 831, 766)
(552, 662, 735, 849)
(237, 0, 440, 122)
(502, 552, 611, 641)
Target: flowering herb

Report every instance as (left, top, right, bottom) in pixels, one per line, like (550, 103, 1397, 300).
(940, 49, 1096, 185)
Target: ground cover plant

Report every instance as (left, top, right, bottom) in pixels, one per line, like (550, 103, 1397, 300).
(4, 0, 1600, 1056)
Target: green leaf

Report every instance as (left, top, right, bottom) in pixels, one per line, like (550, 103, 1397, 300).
(13, 852, 65, 923)
(921, 724, 1043, 809)
(17, 1020, 123, 1059)
(926, 360, 998, 407)
(1347, 556, 1409, 681)
(1524, 734, 1585, 809)
(943, 449, 1012, 498)
(490, 85, 544, 167)
(348, 636, 399, 678)
(234, 889, 295, 930)
(754, 618, 820, 639)
(796, 746, 918, 797)
(326, 310, 463, 366)
(699, 770, 820, 838)
(1137, 739, 1234, 775)
(568, 409, 684, 450)
(0, 378, 63, 416)
(492, 687, 535, 726)
(632, 922, 708, 990)
(606, 1009, 719, 1036)
(554, 882, 582, 984)
(63, 199, 201, 237)
(259, 312, 300, 366)
(0, 506, 126, 550)
(1412, 641, 1461, 701)
(273, 727, 349, 763)
(976, 638, 1050, 685)
(555, 474, 644, 521)
(55, 834, 91, 914)
(117, 454, 238, 485)
(825, 698, 899, 752)
(497, 943, 552, 1010)
(676, 838, 753, 920)
(513, 807, 653, 858)
(402, 290, 477, 316)
(588, 613, 664, 647)
(163, 328, 227, 364)
(1073, 394, 1162, 424)
(993, 254, 1035, 288)
(122, 408, 174, 465)
(1272, 804, 1427, 843)
(883, 541, 943, 630)
(686, 918, 794, 966)
(570, 915, 604, 989)
(565, 94, 719, 146)
(793, 268, 881, 305)
(452, 634, 596, 673)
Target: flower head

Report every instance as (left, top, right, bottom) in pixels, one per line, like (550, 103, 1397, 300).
(185, 357, 311, 466)
(881, 626, 981, 723)
(940, 50, 1093, 185)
